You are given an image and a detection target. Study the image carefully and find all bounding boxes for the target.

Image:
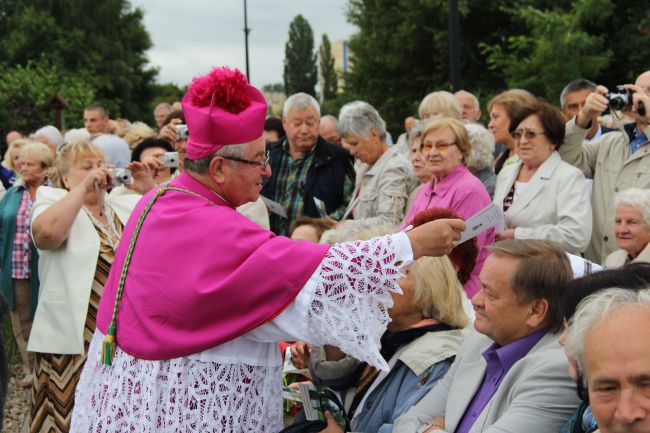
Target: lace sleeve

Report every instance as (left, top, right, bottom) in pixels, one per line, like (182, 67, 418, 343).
(305, 233, 407, 371)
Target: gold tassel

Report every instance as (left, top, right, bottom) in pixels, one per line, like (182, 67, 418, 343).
(101, 334, 116, 366)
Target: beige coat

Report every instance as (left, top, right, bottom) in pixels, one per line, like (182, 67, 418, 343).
(604, 241, 650, 268)
(321, 145, 417, 242)
(28, 186, 139, 355)
(393, 331, 580, 433)
(493, 151, 592, 254)
(560, 118, 650, 263)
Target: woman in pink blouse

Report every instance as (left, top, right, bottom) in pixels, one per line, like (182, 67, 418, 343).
(401, 118, 494, 298)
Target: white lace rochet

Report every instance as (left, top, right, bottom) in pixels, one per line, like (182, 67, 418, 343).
(71, 235, 406, 433)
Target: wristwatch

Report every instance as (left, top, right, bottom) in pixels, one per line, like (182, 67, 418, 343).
(416, 420, 445, 433)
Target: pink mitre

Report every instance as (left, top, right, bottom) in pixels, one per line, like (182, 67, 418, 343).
(181, 67, 268, 160)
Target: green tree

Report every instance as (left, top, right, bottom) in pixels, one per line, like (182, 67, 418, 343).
(0, 60, 95, 133)
(481, 1, 612, 102)
(283, 14, 318, 97)
(0, 0, 157, 128)
(319, 34, 338, 101)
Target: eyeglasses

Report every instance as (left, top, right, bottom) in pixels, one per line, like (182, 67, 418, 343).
(223, 151, 270, 169)
(513, 129, 546, 140)
(419, 141, 457, 153)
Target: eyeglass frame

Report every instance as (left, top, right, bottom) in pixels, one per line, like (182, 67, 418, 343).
(222, 151, 270, 169)
(512, 128, 546, 141)
(418, 141, 457, 153)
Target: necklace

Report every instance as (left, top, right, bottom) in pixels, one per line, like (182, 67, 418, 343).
(83, 203, 120, 250)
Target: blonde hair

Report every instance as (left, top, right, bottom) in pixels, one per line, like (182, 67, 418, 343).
(50, 141, 105, 188)
(339, 225, 468, 328)
(412, 256, 468, 328)
(122, 121, 156, 149)
(421, 117, 472, 160)
(18, 142, 55, 178)
(487, 89, 536, 121)
(4, 138, 30, 170)
(418, 91, 462, 120)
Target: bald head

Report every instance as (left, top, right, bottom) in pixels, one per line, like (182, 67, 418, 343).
(6, 130, 22, 146)
(636, 70, 650, 96)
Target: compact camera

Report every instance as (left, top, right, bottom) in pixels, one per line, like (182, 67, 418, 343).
(109, 168, 133, 186)
(175, 124, 189, 140)
(159, 151, 179, 168)
(606, 85, 633, 111)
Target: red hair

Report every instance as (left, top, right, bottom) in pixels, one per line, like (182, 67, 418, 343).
(412, 207, 478, 284)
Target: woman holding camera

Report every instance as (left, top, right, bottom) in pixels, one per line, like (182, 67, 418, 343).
(28, 141, 152, 433)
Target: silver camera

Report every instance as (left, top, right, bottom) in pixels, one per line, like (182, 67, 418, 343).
(109, 168, 133, 186)
(175, 124, 189, 140)
(159, 151, 179, 168)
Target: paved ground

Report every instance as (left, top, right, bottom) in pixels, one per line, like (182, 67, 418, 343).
(3, 363, 30, 433)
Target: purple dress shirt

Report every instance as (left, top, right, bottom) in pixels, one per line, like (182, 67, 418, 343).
(399, 164, 494, 298)
(455, 329, 548, 433)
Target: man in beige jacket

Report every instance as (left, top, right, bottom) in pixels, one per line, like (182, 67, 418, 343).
(560, 70, 650, 263)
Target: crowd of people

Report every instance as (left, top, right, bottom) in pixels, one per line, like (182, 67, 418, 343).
(0, 65, 647, 433)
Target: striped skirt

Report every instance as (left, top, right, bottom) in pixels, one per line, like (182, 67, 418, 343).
(30, 258, 108, 433)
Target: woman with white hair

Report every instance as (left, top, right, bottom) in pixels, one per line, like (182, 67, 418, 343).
(418, 91, 462, 120)
(321, 101, 416, 241)
(604, 188, 650, 268)
(465, 123, 497, 198)
(34, 125, 64, 154)
(0, 142, 54, 386)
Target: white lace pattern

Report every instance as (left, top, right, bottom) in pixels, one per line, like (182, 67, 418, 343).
(71, 235, 405, 432)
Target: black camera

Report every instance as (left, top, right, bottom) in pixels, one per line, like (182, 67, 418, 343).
(606, 86, 633, 110)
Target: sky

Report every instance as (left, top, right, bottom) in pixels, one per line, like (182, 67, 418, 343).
(132, 0, 357, 89)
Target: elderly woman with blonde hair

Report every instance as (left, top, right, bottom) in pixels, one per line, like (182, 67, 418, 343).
(27, 141, 153, 433)
(418, 91, 463, 120)
(604, 188, 650, 268)
(292, 218, 470, 433)
(401, 117, 493, 298)
(0, 142, 54, 387)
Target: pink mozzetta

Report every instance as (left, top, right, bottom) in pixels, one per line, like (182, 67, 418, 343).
(96, 172, 330, 360)
(181, 67, 268, 159)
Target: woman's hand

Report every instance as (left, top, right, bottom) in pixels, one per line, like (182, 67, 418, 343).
(495, 229, 515, 241)
(79, 164, 113, 194)
(125, 161, 155, 195)
(158, 118, 182, 143)
(290, 341, 312, 369)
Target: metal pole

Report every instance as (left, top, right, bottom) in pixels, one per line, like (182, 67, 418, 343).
(243, 0, 251, 82)
(448, 0, 460, 91)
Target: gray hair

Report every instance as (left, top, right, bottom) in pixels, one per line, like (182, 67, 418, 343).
(407, 118, 434, 147)
(566, 287, 650, 382)
(614, 188, 650, 226)
(465, 123, 495, 171)
(282, 93, 321, 118)
(184, 142, 250, 174)
(320, 114, 338, 128)
(559, 79, 597, 108)
(454, 90, 480, 111)
(337, 101, 387, 141)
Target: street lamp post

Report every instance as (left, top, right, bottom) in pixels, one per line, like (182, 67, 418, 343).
(448, 0, 460, 91)
(243, 0, 251, 82)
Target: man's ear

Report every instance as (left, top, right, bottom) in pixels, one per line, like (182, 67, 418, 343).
(526, 298, 549, 329)
(209, 156, 227, 183)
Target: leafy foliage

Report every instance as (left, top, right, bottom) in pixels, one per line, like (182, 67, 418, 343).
(0, 0, 158, 132)
(283, 14, 318, 97)
(319, 34, 338, 101)
(343, 0, 649, 132)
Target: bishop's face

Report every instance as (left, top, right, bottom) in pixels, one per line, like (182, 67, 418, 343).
(220, 136, 271, 207)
